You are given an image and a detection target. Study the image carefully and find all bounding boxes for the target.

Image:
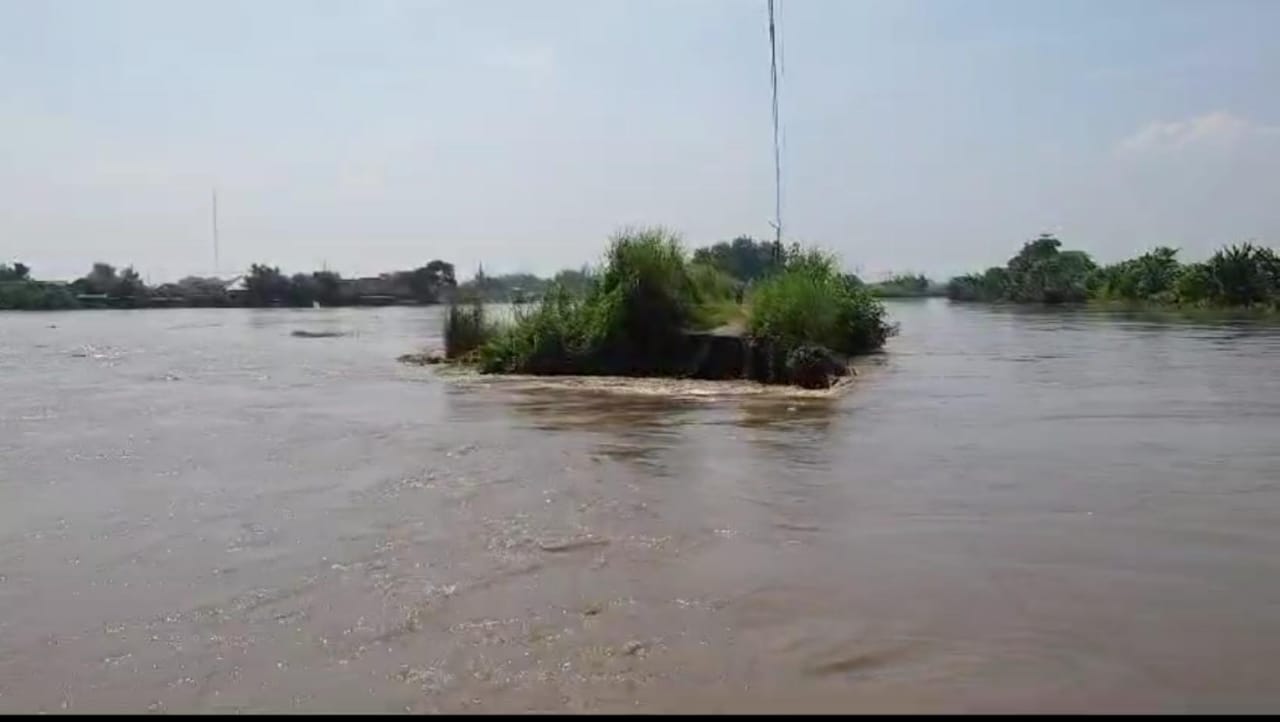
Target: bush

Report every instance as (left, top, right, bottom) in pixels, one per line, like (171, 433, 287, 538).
(443, 298, 495, 359)
(1173, 262, 1213, 305)
(1204, 243, 1277, 307)
(478, 285, 593, 374)
(458, 229, 892, 383)
(0, 281, 79, 310)
(591, 228, 704, 369)
(747, 248, 893, 357)
(868, 273, 940, 298)
(476, 227, 718, 377)
(785, 343, 851, 389)
(1091, 247, 1181, 302)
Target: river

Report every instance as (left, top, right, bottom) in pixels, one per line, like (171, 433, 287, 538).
(1, 300, 1278, 712)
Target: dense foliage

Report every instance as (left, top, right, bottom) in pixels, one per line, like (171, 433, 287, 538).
(690, 235, 785, 285)
(475, 228, 737, 376)
(456, 229, 891, 383)
(450, 235, 781, 305)
(947, 235, 1279, 308)
(866, 273, 944, 298)
(947, 234, 1096, 304)
(747, 249, 894, 357)
(241, 261, 456, 307)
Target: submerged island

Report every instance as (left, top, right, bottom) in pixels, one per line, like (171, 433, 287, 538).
(436, 228, 895, 390)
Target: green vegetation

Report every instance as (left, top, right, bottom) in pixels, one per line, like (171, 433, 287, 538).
(0, 263, 31, 282)
(477, 228, 732, 376)
(947, 234, 1096, 304)
(866, 273, 945, 298)
(747, 249, 893, 357)
(443, 297, 495, 359)
(449, 235, 787, 307)
(1, 262, 76, 310)
(456, 267, 596, 304)
(947, 234, 1279, 309)
(691, 235, 785, 285)
(240, 261, 456, 307)
(449, 228, 892, 386)
(0, 259, 457, 310)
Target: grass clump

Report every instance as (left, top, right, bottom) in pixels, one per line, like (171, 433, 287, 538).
(747, 248, 895, 357)
(448, 227, 893, 384)
(478, 227, 728, 376)
(478, 285, 594, 374)
(443, 297, 496, 360)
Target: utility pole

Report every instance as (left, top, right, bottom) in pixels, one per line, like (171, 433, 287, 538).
(212, 188, 220, 275)
(767, 0, 783, 263)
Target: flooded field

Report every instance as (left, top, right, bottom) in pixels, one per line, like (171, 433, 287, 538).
(2, 301, 1279, 712)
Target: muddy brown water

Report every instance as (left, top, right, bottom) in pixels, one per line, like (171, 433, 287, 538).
(1, 301, 1279, 713)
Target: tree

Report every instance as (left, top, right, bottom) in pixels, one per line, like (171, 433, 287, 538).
(1205, 243, 1277, 306)
(552, 267, 595, 297)
(288, 273, 319, 306)
(408, 260, 456, 303)
(177, 276, 231, 306)
(311, 271, 344, 306)
(425, 259, 456, 287)
(244, 264, 291, 306)
(77, 262, 119, 295)
(1092, 246, 1181, 301)
(1, 262, 32, 281)
(113, 266, 148, 302)
(691, 236, 782, 283)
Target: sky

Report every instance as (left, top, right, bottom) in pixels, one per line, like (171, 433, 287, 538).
(2, 0, 1278, 283)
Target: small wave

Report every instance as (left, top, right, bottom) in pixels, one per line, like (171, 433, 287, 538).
(434, 367, 861, 400)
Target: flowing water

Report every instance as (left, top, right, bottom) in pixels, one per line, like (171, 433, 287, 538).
(1, 301, 1278, 713)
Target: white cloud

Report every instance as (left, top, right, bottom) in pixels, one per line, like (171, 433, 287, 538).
(1117, 111, 1279, 154)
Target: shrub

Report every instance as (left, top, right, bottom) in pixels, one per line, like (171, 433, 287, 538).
(0, 281, 79, 310)
(1174, 262, 1213, 305)
(468, 227, 710, 376)
(1092, 247, 1181, 302)
(478, 285, 593, 374)
(747, 248, 893, 357)
(591, 228, 701, 358)
(461, 230, 892, 383)
(443, 298, 495, 359)
(1205, 243, 1277, 307)
(785, 343, 850, 389)
(868, 273, 938, 298)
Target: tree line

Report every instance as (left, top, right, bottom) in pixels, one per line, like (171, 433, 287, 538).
(0, 260, 457, 310)
(3, 235, 920, 311)
(947, 234, 1280, 308)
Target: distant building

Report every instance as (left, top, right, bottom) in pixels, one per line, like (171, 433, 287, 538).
(224, 276, 250, 304)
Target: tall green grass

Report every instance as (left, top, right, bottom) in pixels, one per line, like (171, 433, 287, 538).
(747, 249, 894, 357)
(479, 227, 717, 376)
(443, 297, 495, 359)
(478, 285, 593, 374)
(452, 228, 893, 381)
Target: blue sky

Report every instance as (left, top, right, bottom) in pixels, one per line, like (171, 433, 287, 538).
(2, 0, 1278, 281)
